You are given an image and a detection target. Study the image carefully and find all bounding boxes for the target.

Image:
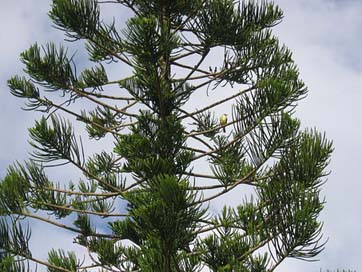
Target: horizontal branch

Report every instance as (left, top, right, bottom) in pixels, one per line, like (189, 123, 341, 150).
(40, 97, 123, 137)
(181, 146, 209, 155)
(27, 255, 72, 272)
(68, 85, 138, 117)
(42, 186, 119, 197)
(79, 87, 136, 101)
(21, 212, 119, 239)
(180, 85, 255, 120)
(191, 133, 283, 206)
(191, 169, 257, 206)
(171, 47, 204, 62)
(172, 61, 210, 76)
(66, 152, 125, 194)
(190, 173, 272, 190)
(186, 111, 253, 138)
(182, 171, 218, 180)
(32, 200, 127, 217)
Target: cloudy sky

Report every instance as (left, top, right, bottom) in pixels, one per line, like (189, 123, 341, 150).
(0, 0, 361, 271)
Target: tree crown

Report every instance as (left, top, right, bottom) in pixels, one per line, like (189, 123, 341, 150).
(1, 0, 333, 271)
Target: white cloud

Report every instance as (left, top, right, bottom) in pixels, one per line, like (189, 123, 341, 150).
(273, 0, 362, 271)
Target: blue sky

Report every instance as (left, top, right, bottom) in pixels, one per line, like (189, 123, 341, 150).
(0, 1, 361, 271)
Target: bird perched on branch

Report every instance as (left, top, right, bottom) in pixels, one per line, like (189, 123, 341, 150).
(220, 113, 228, 133)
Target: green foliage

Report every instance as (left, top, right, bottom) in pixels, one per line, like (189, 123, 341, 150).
(78, 64, 108, 88)
(126, 176, 205, 247)
(48, 249, 79, 272)
(109, 218, 141, 245)
(21, 43, 77, 90)
(73, 213, 94, 239)
(210, 135, 254, 186)
(85, 151, 125, 191)
(194, 0, 283, 46)
(29, 115, 84, 167)
(0, 165, 31, 215)
(257, 130, 332, 261)
(1, 0, 333, 271)
(114, 112, 193, 181)
(50, 0, 124, 61)
(133, 0, 203, 22)
(0, 217, 31, 259)
(83, 106, 120, 139)
(0, 252, 29, 272)
(49, 0, 100, 40)
(8, 76, 42, 111)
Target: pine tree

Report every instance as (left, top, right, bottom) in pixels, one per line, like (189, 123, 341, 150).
(1, 0, 333, 271)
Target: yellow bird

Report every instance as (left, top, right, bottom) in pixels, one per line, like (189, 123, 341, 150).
(220, 113, 228, 133)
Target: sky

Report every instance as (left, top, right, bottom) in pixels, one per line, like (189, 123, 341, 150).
(0, 0, 361, 271)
